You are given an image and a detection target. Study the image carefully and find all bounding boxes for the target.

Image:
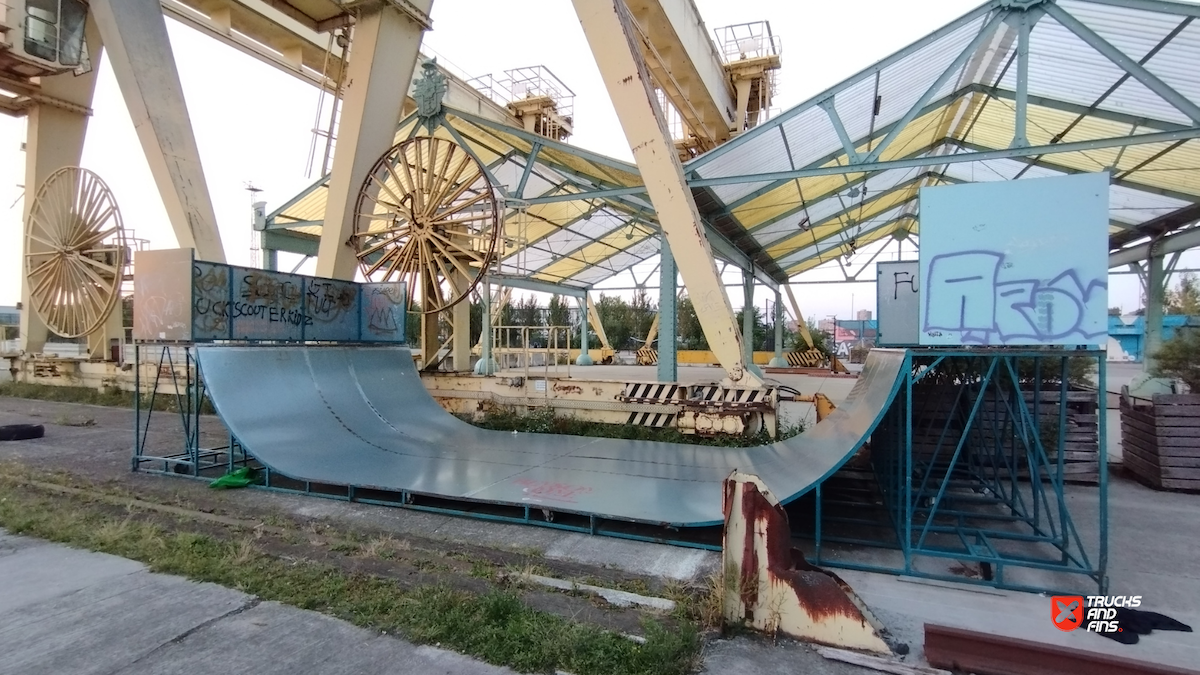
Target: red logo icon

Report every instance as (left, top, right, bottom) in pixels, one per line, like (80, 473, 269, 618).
(1053, 595, 1085, 631)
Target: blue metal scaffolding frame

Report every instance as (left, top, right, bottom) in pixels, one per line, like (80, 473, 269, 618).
(803, 349, 1107, 594)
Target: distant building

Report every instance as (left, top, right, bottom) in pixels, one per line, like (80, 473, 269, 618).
(0, 305, 18, 328)
(856, 310, 872, 321)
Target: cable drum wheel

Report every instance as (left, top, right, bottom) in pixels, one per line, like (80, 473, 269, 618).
(23, 167, 128, 339)
(351, 136, 500, 314)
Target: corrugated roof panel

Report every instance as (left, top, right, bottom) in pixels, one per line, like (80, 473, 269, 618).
(569, 241, 660, 286)
(1137, 18, 1200, 116)
(834, 14, 988, 146)
(763, 184, 919, 258)
(774, 203, 910, 270)
(787, 220, 905, 275)
(748, 165, 925, 246)
(998, 10, 1190, 125)
(774, 106, 843, 177)
(1109, 182, 1190, 221)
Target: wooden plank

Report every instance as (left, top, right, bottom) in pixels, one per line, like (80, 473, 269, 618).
(1157, 438, 1200, 452)
(1156, 426, 1200, 438)
(1161, 478, 1200, 491)
(1120, 413, 1158, 437)
(815, 646, 952, 675)
(1122, 446, 1163, 472)
(1161, 456, 1200, 468)
(1156, 405, 1200, 418)
(1151, 393, 1200, 406)
(1162, 465, 1200, 480)
(1156, 416, 1200, 428)
(1121, 453, 1164, 488)
(1120, 407, 1158, 427)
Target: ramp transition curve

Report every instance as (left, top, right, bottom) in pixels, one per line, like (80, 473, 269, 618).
(196, 346, 906, 527)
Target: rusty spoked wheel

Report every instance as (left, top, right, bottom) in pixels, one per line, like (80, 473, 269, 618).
(351, 136, 499, 315)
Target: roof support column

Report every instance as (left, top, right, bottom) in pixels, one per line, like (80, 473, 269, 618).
(90, 0, 225, 261)
(769, 290, 787, 368)
(316, 2, 433, 280)
(452, 271, 472, 372)
(1144, 241, 1165, 373)
(474, 282, 497, 375)
(658, 240, 677, 382)
(19, 15, 103, 355)
(573, 0, 758, 386)
(742, 270, 755, 364)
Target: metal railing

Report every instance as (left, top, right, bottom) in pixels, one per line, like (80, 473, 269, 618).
(491, 324, 572, 383)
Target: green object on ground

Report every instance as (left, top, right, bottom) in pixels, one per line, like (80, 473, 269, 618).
(209, 467, 257, 489)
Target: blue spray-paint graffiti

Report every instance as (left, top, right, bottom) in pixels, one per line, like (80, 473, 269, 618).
(924, 250, 1107, 345)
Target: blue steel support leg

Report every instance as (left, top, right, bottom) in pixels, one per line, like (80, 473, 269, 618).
(742, 270, 754, 364)
(769, 290, 787, 368)
(575, 296, 593, 366)
(658, 239, 677, 383)
(1098, 353, 1109, 592)
(1145, 245, 1165, 373)
(475, 282, 497, 375)
(904, 351, 913, 573)
(132, 343, 140, 471)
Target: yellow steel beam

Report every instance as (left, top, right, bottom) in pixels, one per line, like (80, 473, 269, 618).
(625, 0, 733, 149)
(586, 294, 613, 352)
(315, 3, 432, 280)
(573, 0, 758, 386)
(92, 0, 226, 262)
(783, 284, 813, 350)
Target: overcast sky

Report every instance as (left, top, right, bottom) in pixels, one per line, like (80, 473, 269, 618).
(0, 0, 1193, 320)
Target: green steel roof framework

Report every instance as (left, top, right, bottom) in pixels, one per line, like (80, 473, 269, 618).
(682, 0, 1200, 278)
(267, 0, 1200, 288)
(265, 108, 779, 289)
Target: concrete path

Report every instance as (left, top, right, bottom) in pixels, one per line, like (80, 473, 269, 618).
(0, 530, 514, 675)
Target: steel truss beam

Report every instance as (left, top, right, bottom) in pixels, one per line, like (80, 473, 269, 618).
(487, 274, 588, 298)
(691, 127, 1200, 188)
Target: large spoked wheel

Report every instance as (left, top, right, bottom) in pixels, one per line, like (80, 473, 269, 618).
(24, 167, 127, 339)
(352, 136, 500, 315)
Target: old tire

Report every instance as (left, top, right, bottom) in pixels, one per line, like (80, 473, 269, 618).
(0, 424, 45, 441)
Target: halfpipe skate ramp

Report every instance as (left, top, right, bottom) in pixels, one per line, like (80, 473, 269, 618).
(197, 346, 906, 526)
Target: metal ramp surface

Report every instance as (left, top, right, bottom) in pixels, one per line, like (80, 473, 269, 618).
(197, 346, 906, 526)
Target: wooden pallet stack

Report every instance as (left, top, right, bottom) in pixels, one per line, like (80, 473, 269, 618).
(1119, 394, 1200, 491)
(908, 385, 1100, 484)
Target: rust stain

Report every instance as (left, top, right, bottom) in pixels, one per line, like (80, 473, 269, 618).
(740, 480, 869, 626)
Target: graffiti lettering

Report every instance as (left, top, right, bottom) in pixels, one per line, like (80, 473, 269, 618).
(924, 250, 1106, 345)
(514, 477, 593, 504)
(306, 280, 357, 323)
(893, 271, 918, 299)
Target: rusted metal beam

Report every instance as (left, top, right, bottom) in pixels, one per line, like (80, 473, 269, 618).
(924, 624, 1200, 675)
(723, 471, 890, 652)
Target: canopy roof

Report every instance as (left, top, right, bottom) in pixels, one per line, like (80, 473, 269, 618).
(268, 0, 1200, 288)
(267, 109, 663, 289)
(683, 0, 1200, 278)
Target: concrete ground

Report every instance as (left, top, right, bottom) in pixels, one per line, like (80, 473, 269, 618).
(0, 529, 517, 675)
(4, 359, 1199, 674)
(0, 526, 877, 675)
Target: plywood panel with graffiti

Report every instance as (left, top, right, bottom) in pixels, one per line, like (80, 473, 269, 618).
(917, 173, 1109, 346)
(133, 249, 406, 344)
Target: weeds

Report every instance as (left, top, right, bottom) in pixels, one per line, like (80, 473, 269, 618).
(0, 381, 215, 414)
(0, 477, 700, 675)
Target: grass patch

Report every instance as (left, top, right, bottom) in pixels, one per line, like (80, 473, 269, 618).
(0, 381, 215, 414)
(466, 407, 804, 448)
(0, 469, 699, 675)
